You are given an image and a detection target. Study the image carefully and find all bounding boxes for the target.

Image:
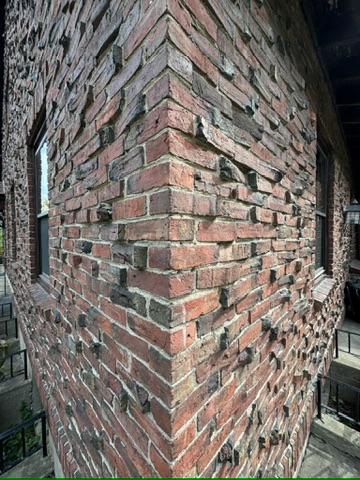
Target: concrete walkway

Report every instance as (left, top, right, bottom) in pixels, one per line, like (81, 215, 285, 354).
(0, 448, 54, 478)
(299, 432, 360, 478)
(338, 317, 360, 357)
(299, 317, 360, 478)
(0, 266, 54, 478)
(299, 414, 360, 478)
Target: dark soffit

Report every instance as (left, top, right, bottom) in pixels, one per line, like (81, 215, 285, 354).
(301, 0, 360, 197)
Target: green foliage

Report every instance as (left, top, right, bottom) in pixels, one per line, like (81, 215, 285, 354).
(2, 402, 41, 469)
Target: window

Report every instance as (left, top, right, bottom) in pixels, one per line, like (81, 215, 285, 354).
(315, 147, 328, 274)
(34, 129, 49, 279)
(10, 184, 16, 261)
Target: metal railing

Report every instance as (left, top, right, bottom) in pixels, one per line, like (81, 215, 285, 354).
(335, 328, 360, 358)
(0, 302, 12, 319)
(0, 349, 27, 382)
(0, 317, 18, 339)
(0, 411, 47, 474)
(0, 269, 7, 297)
(317, 374, 360, 427)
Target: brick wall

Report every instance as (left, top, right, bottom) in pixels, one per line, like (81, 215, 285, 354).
(2, 0, 355, 477)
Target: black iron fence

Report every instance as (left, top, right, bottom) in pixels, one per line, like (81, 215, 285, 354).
(0, 269, 7, 297)
(0, 411, 47, 474)
(335, 328, 360, 358)
(0, 316, 17, 339)
(0, 349, 27, 382)
(0, 302, 12, 319)
(317, 374, 360, 427)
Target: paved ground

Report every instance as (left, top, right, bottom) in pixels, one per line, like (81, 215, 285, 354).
(299, 433, 360, 478)
(338, 317, 360, 357)
(299, 317, 360, 478)
(0, 267, 53, 478)
(0, 448, 54, 478)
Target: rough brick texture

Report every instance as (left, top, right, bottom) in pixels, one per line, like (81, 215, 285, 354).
(2, 0, 356, 477)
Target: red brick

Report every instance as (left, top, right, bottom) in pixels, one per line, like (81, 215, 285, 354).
(196, 342, 239, 384)
(196, 221, 237, 242)
(172, 290, 220, 324)
(196, 420, 233, 474)
(67, 226, 80, 238)
(126, 218, 195, 241)
(112, 323, 149, 364)
(127, 161, 194, 194)
(150, 444, 172, 478)
(172, 428, 211, 477)
(98, 137, 125, 168)
(91, 243, 111, 260)
(197, 380, 236, 431)
(123, 0, 167, 60)
(167, 322, 196, 355)
(128, 268, 194, 298)
(112, 197, 146, 219)
(182, 0, 217, 41)
(239, 321, 263, 348)
(137, 100, 194, 144)
(149, 189, 193, 215)
(197, 261, 258, 289)
(168, 131, 218, 170)
(3, 0, 353, 477)
(145, 131, 171, 163)
(167, 16, 218, 84)
(168, 245, 218, 270)
(96, 90, 125, 130)
(143, 16, 169, 61)
(236, 224, 278, 239)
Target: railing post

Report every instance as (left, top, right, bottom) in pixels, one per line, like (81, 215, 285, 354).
(21, 428, 26, 458)
(24, 352, 28, 380)
(0, 439, 3, 472)
(15, 317, 18, 339)
(335, 329, 339, 358)
(317, 376, 322, 420)
(348, 331, 351, 354)
(41, 415, 47, 457)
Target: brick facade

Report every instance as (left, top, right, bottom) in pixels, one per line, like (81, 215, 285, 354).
(1, 0, 355, 477)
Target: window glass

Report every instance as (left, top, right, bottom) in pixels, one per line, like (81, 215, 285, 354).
(35, 131, 49, 278)
(315, 149, 328, 273)
(35, 135, 48, 214)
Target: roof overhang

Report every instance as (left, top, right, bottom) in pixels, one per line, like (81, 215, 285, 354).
(301, 0, 360, 198)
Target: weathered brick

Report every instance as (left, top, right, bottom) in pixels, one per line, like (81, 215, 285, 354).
(108, 146, 144, 181)
(128, 268, 194, 299)
(112, 197, 146, 220)
(196, 221, 237, 242)
(167, 245, 219, 271)
(126, 218, 195, 241)
(127, 161, 194, 194)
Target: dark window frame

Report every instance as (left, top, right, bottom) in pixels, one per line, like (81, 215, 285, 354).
(10, 183, 16, 261)
(31, 121, 50, 287)
(315, 145, 329, 277)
